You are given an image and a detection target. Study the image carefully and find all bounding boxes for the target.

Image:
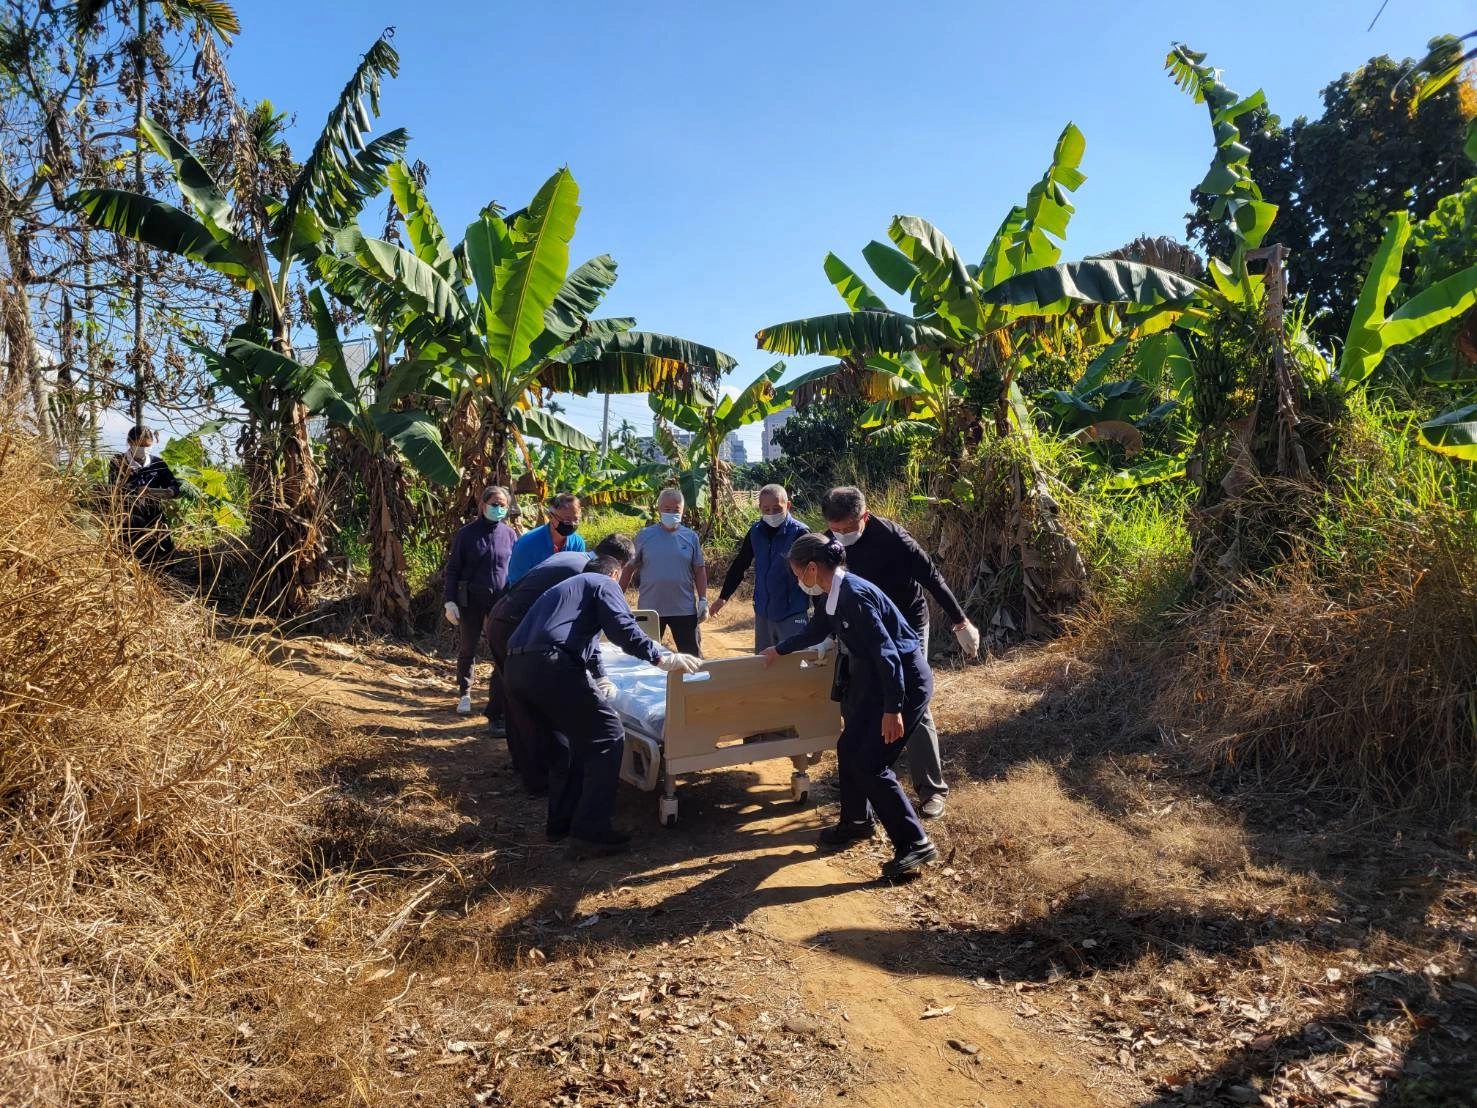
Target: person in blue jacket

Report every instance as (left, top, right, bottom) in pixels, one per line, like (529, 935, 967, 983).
(506, 493, 586, 584)
(761, 533, 938, 880)
(710, 483, 811, 651)
(443, 485, 518, 717)
(504, 557, 702, 854)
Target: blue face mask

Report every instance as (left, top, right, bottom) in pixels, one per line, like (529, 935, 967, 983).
(659, 511, 682, 529)
(484, 505, 508, 522)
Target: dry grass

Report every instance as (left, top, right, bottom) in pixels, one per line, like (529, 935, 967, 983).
(0, 429, 399, 1104)
(1158, 538, 1477, 810)
(905, 654, 1477, 1105)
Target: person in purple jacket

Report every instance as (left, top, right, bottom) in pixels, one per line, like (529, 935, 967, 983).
(443, 485, 518, 719)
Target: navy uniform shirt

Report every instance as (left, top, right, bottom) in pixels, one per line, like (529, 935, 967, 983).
(824, 515, 965, 634)
(491, 551, 591, 630)
(776, 569, 922, 713)
(509, 573, 665, 671)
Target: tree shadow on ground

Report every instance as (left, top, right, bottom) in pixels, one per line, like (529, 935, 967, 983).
(293, 638, 1475, 1106)
(853, 651, 1477, 1106)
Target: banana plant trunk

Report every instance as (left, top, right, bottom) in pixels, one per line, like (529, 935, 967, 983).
(362, 442, 413, 634)
(706, 433, 724, 539)
(245, 328, 327, 617)
(446, 397, 511, 538)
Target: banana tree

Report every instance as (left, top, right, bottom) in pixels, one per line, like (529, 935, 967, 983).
(322, 163, 735, 534)
(298, 290, 456, 632)
(524, 440, 665, 515)
(70, 32, 407, 615)
(649, 361, 785, 536)
(1162, 43, 1316, 516)
(757, 124, 1202, 639)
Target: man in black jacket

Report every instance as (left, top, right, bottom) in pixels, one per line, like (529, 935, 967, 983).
(820, 486, 980, 820)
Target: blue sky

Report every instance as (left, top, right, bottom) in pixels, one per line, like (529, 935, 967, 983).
(127, 0, 1470, 455)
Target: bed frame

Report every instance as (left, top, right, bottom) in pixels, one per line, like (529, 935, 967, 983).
(618, 610, 840, 827)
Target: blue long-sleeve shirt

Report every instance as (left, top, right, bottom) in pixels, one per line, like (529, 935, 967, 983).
(443, 517, 517, 603)
(509, 573, 664, 670)
(776, 570, 923, 713)
(507, 524, 587, 585)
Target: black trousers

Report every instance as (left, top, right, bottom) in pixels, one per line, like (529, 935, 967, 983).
(504, 649, 624, 838)
(657, 615, 702, 657)
(455, 592, 496, 698)
(836, 646, 933, 851)
(487, 616, 547, 793)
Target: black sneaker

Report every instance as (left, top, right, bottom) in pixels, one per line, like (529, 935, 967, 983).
(882, 840, 938, 880)
(817, 821, 876, 849)
(568, 828, 632, 857)
(487, 716, 508, 738)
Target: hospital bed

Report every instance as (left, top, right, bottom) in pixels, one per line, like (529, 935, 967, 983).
(602, 610, 841, 827)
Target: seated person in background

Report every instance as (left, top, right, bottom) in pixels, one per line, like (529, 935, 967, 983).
(109, 425, 181, 564)
(503, 557, 700, 855)
(486, 532, 635, 796)
(506, 493, 585, 585)
(710, 482, 810, 651)
(821, 485, 980, 821)
(761, 533, 938, 881)
(621, 487, 707, 657)
(443, 485, 517, 717)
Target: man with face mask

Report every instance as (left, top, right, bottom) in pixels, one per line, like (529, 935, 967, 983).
(820, 486, 981, 821)
(506, 493, 586, 585)
(711, 483, 811, 651)
(109, 425, 182, 563)
(621, 487, 708, 657)
(444, 485, 518, 718)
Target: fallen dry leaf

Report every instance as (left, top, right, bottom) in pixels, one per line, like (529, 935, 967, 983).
(920, 1005, 955, 1020)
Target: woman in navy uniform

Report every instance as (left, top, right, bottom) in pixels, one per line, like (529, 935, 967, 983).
(761, 533, 937, 879)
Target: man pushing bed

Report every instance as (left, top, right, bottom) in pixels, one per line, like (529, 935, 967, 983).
(503, 556, 702, 856)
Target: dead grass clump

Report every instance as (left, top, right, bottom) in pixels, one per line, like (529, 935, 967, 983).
(1157, 529, 1477, 809)
(0, 429, 387, 1103)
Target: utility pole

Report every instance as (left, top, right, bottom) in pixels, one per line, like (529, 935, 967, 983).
(599, 391, 610, 456)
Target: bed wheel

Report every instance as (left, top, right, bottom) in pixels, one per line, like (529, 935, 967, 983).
(659, 795, 678, 828)
(791, 772, 811, 804)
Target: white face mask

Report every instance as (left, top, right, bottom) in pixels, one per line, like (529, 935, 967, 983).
(659, 511, 682, 529)
(836, 527, 863, 547)
(798, 568, 825, 596)
(131, 443, 152, 459)
(761, 511, 787, 528)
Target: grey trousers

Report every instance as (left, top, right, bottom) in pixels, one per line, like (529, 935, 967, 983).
(754, 611, 811, 653)
(898, 623, 947, 800)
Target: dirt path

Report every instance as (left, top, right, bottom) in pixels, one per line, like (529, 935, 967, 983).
(279, 604, 1127, 1106)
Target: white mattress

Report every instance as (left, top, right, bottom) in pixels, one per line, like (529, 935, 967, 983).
(598, 643, 668, 734)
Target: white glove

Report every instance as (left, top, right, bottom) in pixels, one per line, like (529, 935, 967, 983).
(811, 637, 836, 663)
(444, 601, 460, 626)
(595, 677, 617, 700)
(954, 620, 981, 658)
(658, 652, 703, 675)
(696, 598, 710, 624)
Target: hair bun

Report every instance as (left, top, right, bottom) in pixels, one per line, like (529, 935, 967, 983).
(827, 539, 844, 555)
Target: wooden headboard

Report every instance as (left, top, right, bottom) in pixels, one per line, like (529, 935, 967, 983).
(660, 652, 840, 773)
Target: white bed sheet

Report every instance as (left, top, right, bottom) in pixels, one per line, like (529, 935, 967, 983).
(598, 642, 668, 734)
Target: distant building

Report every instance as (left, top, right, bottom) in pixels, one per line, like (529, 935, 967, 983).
(762, 407, 794, 461)
(648, 420, 746, 465)
(719, 432, 747, 466)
